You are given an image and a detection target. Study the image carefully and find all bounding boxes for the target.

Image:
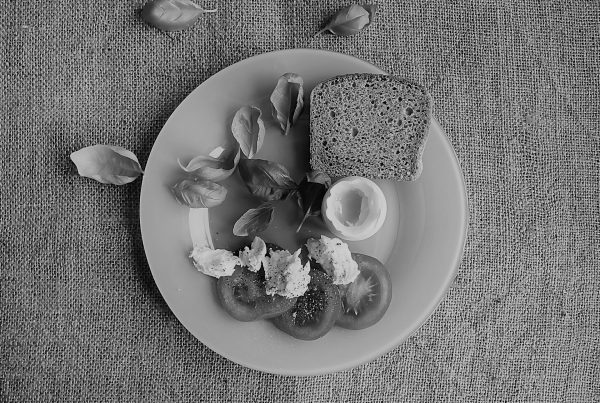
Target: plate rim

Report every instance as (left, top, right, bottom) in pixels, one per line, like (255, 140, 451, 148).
(140, 48, 469, 376)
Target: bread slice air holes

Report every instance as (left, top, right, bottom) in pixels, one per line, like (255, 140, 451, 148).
(310, 73, 431, 181)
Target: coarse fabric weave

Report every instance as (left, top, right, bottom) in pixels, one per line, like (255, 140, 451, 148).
(1, 1, 599, 402)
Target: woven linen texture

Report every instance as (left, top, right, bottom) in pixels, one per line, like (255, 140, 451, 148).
(1, 1, 599, 402)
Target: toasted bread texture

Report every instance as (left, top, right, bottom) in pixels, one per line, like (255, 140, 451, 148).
(309, 74, 432, 181)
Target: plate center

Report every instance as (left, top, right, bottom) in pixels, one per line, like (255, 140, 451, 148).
(208, 113, 400, 264)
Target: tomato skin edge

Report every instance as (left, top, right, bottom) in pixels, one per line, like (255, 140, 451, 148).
(216, 267, 297, 322)
(336, 253, 392, 330)
(256, 295, 297, 319)
(271, 270, 342, 340)
(215, 269, 260, 322)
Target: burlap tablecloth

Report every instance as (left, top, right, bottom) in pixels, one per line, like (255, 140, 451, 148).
(2, 1, 599, 401)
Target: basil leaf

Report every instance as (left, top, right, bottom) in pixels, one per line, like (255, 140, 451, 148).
(305, 170, 332, 187)
(70, 145, 143, 185)
(238, 159, 297, 201)
(269, 73, 304, 135)
(315, 4, 377, 36)
(141, 0, 217, 32)
(231, 106, 265, 159)
(233, 202, 275, 237)
(178, 145, 240, 182)
(296, 171, 332, 232)
(171, 178, 227, 208)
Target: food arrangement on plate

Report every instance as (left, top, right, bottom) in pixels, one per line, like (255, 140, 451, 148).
(170, 72, 432, 341)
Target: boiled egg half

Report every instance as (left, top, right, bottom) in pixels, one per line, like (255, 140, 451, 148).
(321, 176, 387, 241)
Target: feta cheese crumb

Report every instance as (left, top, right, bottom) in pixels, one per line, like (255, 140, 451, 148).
(239, 236, 267, 272)
(189, 246, 241, 278)
(262, 248, 311, 298)
(305, 235, 359, 285)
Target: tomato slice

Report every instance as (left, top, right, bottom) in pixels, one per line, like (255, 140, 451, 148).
(216, 267, 296, 322)
(272, 270, 341, 340)
(336, 253, 392, 330)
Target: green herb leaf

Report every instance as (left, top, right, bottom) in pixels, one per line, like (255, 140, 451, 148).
(270, 73, 304, 135)
(238, 159, 297, 201)
(233, 202, 275, 237)
(305, 171, 332, 187)
(171, 178, 227, 208)
(315, 4, 377, 37)
(231, 106, 265, 159)
(70, 145, 143, 185)
(141, 0, 217, 32)
(178, 145, 240, 182)
(296, 171, 332, 232)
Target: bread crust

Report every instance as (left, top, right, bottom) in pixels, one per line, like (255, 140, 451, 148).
(309, 73, 431, 181)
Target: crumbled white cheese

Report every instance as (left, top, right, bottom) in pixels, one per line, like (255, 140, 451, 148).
(239, 236, 267, 272)
(305, 235, 359, 285)
(262, 248, 311, 298)
(189, 246, 241, 278)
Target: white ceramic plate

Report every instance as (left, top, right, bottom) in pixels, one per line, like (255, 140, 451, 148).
(140, 49, 468, 376)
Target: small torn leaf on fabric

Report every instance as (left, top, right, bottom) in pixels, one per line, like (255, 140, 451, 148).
(70, 145, 143, 185)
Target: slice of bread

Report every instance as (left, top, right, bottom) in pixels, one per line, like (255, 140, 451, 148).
(309, 74, 431, 181)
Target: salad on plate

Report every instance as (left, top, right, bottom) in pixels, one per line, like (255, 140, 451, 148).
(171, 71, 432, 341)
